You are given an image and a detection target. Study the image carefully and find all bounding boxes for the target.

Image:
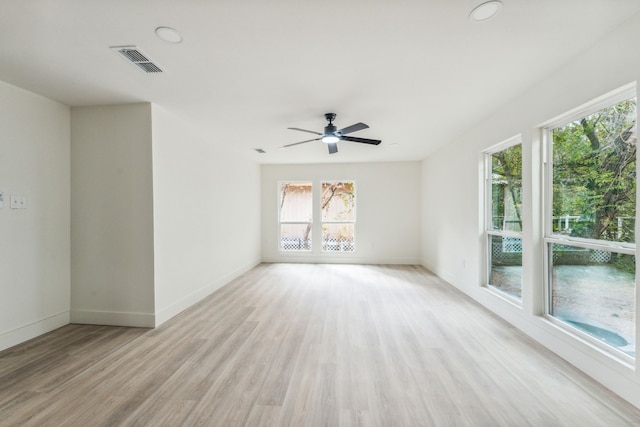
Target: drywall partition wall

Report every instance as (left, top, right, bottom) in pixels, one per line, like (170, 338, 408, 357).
(421, 12, 640, 408)
(70, 104, 155, 327)
(151, 106, 261, 325)
(0, 81, 70, 352)
(262, 161, 421, 264)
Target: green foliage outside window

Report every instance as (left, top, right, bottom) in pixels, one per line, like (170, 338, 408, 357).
(552, 98, 637, 244)
(491, 144, 523, 232)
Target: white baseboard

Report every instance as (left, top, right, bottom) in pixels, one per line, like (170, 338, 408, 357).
(70, 309, 155, 328)
(0, 311, 70, 352)
(154, 260, 261, 326)
(261, 256, 420, 265)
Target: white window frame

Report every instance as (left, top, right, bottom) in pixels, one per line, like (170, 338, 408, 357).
(484, 135, 524, 303)
(321, 180, 356, 253)
(542, 85, 637, 361)
(278, 181, 313, 252)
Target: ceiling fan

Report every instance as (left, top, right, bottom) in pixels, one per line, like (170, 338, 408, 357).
(283, 113, 381, 154)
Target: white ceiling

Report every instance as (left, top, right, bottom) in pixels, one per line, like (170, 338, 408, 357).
(2, 0, 639, 164)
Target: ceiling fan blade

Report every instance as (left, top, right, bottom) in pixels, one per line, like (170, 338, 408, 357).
(338, 122, 369, 135)
(287, 127, 323, 136)
(341, 135, 382, 145)
(328, 142, 338, 154)
(282, 137, 321, 148)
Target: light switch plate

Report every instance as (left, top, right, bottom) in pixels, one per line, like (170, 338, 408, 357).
(10, 196, 26, 209)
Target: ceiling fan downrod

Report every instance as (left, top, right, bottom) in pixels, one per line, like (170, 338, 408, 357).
(324, 113, 337, 134)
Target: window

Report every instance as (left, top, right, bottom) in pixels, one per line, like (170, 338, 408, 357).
(545, 91, 636, 358)
(321, 181, 355, 252)
(279, 182, 312, 251)
(485, 138, 523, 300)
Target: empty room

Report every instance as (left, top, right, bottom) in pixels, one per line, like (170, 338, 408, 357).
(1, 1, 640, 425)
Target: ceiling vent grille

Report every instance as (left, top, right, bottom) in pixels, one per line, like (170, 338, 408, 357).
(111, 46, 163, 73)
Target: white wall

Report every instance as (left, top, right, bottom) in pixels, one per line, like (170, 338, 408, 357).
(70, 104, 155, 327)
(0, 81, 70, 351)
(151, 106, 261, 325)
(421, 13, 640, 408)
(262, 162, 421, 264)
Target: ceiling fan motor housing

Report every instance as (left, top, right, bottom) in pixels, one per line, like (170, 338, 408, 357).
(324, 113, 338, 135)
(324, 124, 337, 134)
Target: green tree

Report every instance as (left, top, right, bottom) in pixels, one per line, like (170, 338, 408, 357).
(552, 98, 636, 242)
(492, 144, 523, 232)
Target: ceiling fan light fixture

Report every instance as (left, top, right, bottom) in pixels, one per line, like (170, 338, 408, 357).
(469, 1, 502, 22)
(321, 135, 340, 143)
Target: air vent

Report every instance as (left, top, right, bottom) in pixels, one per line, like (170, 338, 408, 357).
(111, 46, 163, 73)
(136, 62, 163, 73)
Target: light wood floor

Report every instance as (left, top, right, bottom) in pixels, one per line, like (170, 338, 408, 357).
(1, 263, 639, 426)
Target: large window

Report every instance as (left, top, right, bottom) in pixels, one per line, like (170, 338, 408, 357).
(279, 182, 312, 251)
(278, 180, 356, 253)
(321, 181, 356, 252)
(485, 138, 523, 300)
(545, 91, 636, 358)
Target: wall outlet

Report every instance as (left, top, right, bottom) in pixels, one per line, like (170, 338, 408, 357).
(10, 196, 27, 209)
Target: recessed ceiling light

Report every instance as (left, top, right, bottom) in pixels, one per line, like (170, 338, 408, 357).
(155, 27, 183, 43)
(469, 1, 502, 23)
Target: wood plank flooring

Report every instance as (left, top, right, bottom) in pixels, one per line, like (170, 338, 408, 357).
(1, 263, 640, 426)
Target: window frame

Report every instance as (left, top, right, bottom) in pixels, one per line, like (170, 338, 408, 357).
(543, 86, 637, 246)
(278, 181, 313, 253)
(484, 135, 524, 303)
(321, 180, 357, 253)
(542, 86, 637, 361)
